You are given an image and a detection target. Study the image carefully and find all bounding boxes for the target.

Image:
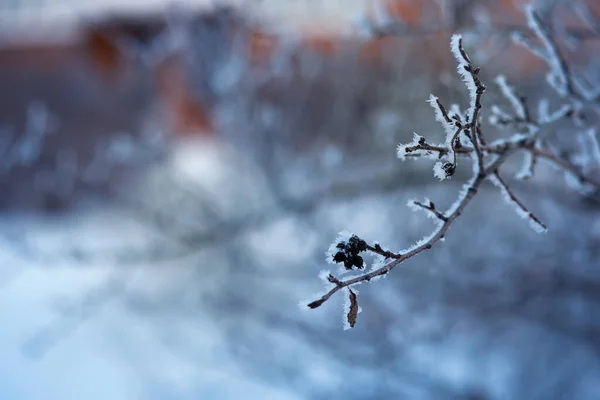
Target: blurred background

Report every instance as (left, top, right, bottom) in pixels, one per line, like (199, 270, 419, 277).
(1, 0, 600, 399)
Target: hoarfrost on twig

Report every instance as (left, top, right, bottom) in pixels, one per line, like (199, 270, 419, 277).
(304, 3, 600, 329)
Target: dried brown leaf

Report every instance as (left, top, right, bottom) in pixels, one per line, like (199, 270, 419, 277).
(347, 289, 359, 328)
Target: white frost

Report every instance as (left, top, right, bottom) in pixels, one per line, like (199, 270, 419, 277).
(325, 230, 354, 265)
(318, 269, 332, 284)
(586, 129, 600, 167)
(397, 133, 423, 160)
(495, 75, 526, 119)
(427, 94, 455, 140)
(537, 99, 571, 124)
(524, 5, 569, 97)
(489, 174, 547, 233)
(433, 162, 447, 181)
(515, 151, 534, 180)
(450, 34, 478, 113)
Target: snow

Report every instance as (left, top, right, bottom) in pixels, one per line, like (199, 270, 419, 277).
(0, 136, 599, 398)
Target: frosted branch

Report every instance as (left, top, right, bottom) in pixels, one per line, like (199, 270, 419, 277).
(489, 172, 547, 233)
(306, 3, 600, 329)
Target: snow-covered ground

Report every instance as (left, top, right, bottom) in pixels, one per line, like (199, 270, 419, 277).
(1, 137, 600, 399)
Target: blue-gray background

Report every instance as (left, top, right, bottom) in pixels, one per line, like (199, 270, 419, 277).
(1, 1, 600, 399)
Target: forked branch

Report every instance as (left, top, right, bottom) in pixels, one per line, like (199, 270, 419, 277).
(306, 19, 600, 328)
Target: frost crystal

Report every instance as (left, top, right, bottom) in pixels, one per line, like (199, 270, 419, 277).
(325, 230, 354, 264)
(490, 105, 511, 122)
(446, 183, 470, 217)
(367, 253, 389, 276)
(427, 94, 455, 140)
(515, 151, 534, 180)
(407, 198, 427, 213)
(407, 198, 444, 222)
(450, 34, 477, 110)
(489, 174, 547, 233)
(537, 98, 550, 122)
(523, 5, 569, 97)
(495, 75, 526, 119)
(572, 75, 600, 101)
(572, 133, 594, 171)
(537, 99, 571, 124)
(511, 31, 546, 60)
(564, 171, 584, 191)
(433, 162, 447, 181)
(397, 133, 425, 160)
(586, 129, 600, 167)
(318, 269, 332, 284)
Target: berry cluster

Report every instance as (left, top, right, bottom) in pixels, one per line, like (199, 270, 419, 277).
(332, 235, 367, 270)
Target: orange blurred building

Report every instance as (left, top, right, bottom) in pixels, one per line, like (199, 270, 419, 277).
(1, 0, 598, 137)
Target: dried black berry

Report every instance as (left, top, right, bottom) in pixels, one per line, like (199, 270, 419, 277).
(333, 251, 347, 263)
(332, 235, 368, 270)
(348, 236, 367, 252)
(443, 162, 456, 177)
(353, 255, 364, 269)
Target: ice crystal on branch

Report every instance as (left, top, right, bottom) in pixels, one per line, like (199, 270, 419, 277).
(586, 129, 600, 167)
(494, 75, 527, 120)
(489, 173, 547, 233)
(396, 133, 439, 161)
(304, 3, 600, 329)
(427, 94, 456, 140)
(451, 34, 478, 108)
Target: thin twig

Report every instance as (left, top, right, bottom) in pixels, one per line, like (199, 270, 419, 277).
(308, 153, 508, 310)
(405, 143, 600, 190)
(412, 200, 448, 222)
(307, 5, 600, 327)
